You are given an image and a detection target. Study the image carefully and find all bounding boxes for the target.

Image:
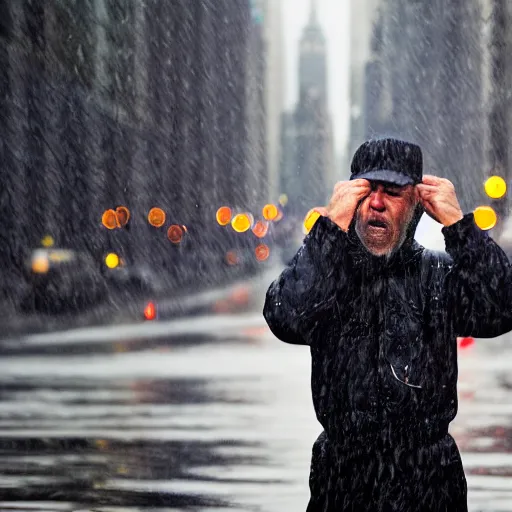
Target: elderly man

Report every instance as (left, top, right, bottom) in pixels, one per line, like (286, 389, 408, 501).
(263, 138, 512, 511)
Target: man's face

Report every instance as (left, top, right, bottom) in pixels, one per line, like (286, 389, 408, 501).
(355, 181, 418, 257)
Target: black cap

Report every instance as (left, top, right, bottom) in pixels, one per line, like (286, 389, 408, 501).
(350, 138, 423, 186)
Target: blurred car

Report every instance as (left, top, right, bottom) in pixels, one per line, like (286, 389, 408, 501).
(19, 248, 107, 314)
(103, 263, 164, 296)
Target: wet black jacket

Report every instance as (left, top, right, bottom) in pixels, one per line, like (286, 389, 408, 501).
(264, 212, 512, 448)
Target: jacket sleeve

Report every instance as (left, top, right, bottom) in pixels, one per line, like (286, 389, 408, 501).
(442, 212, 512, 338)
(263, 215, 347, 345)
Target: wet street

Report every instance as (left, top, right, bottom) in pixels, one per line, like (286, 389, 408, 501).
(0, 299, 511, 511)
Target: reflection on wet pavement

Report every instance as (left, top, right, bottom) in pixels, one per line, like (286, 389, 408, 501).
(0, 313, 510, 511)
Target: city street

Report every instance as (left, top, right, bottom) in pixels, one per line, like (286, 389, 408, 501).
(0, 290, 510, 511)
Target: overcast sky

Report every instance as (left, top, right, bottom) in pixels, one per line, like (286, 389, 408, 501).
(282, 0, 350, 159)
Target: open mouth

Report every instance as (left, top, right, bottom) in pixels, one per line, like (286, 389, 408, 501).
(368, 219, 388, 230)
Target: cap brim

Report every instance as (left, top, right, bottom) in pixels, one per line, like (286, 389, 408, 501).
(352, 169, 415, 186)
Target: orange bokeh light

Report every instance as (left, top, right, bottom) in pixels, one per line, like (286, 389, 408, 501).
(216, 206, 232, 226)
(144, 301, 156, 320)
(252, 220, 269, 238)
(148, 207, 166, 227)
(167, 224, 184, 244)
(262, 204, 278, 221)
(225, 250, 239, 266)
(255, 243, 270, 262)
(102, 209, 118, 230)
(116, 206, 130, 227)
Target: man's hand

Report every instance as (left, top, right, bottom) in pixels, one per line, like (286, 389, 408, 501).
(416, 175, 463, 227)
(313, 179, 371, 232)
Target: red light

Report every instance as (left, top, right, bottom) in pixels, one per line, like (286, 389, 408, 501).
(458, 337, 475, 349)
(144, 301, 156, 320)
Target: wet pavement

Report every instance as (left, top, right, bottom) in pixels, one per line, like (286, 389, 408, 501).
(0, 299, 511, 511)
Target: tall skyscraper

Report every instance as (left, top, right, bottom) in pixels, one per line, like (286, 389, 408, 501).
(280, 0, 333, 218)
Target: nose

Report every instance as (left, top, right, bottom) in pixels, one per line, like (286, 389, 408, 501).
(369, 189, 385, 212)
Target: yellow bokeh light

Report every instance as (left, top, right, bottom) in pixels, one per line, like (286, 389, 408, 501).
(484, 176, 507, 199)
(105, 252, 120, 269)
(262, 204, 278, 221)
(278, 194, 288, 207)
(303, 209, 321, 234)
(232, 213, 252, 233)
(41, 235, 54, 248)
(474, 206, 497, 230)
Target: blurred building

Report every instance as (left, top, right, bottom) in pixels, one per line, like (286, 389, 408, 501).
(261, 0, 285, 203)
(347, 0, 382, 163)
(246, 0, 286, 207)
(246, 0, 267, 211)
(279, 0, 334, 218)
(349, 0, 486, 214)
(481, 0, 512, 229)
(0, 0, 267, 300)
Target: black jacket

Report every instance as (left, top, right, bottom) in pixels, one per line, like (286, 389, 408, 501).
(264, 212, 512, 448)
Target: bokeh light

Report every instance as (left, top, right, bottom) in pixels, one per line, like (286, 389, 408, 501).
(252, 220, 269, 238)
(458, 336, 475, 349)
(262, 204, 278, 221)
(41, 235, 54, 248)
(484, 176, 507, 199)
(255, 243, 270, 262)
(303, 209, 321, 234)
(225, 250, 239, 266)
(144, 301, 156, 321)
(116, 206, 130, 227)
(216, 206, 232, 226)
(278, 194, 288, 207)
(232, 213, 252, 233)
(148, 207, 166, 227)
(105, 252, 120, 269)
(32, 256, 49, 274)
(473, 206, 497, 230)
(167, 224, 184, 244)
(102, 209, 118, 230)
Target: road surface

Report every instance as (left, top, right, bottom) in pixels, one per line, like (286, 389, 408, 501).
(0, 304, 510, 511)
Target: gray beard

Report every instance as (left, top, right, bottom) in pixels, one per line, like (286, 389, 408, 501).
(355, 211, 414, 260)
